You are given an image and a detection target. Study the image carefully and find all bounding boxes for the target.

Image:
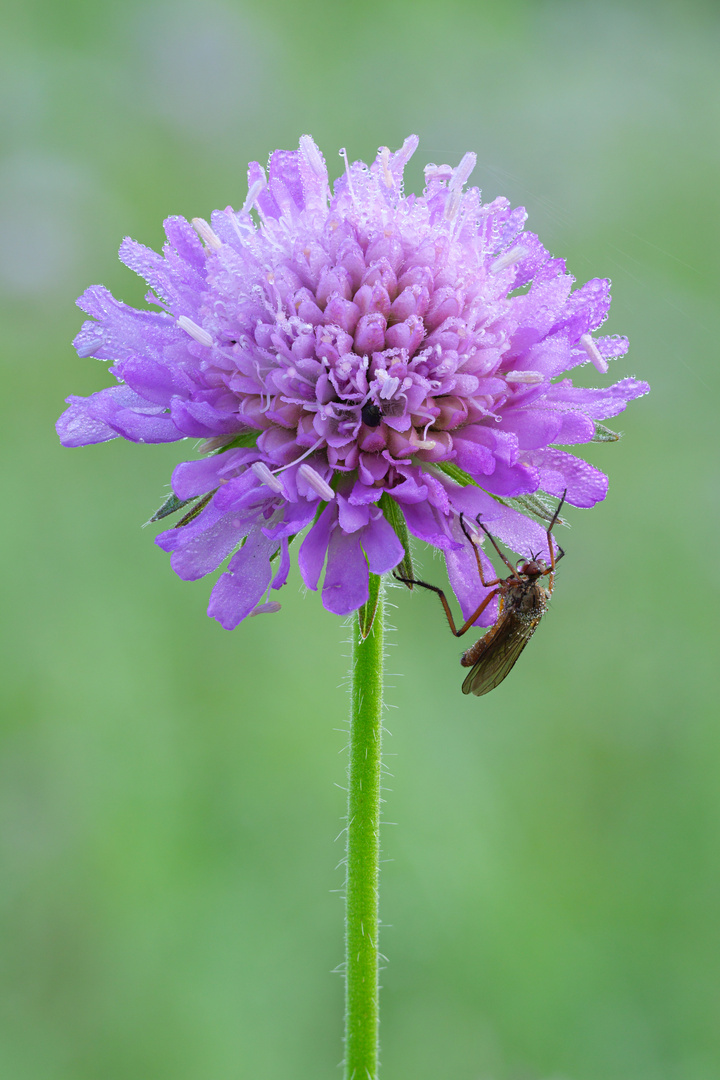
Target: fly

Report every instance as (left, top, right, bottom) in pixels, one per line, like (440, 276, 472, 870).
(395, 491, 567, 696)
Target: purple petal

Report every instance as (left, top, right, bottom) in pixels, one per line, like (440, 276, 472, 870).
(163, 215, 207, 271)
(453, 433, 495, 476)
(169, 398, 246, 438)
(361, 511, 405, 573)
(498, 408, 563, 450)
(440, 481, 503, 524)
(59, 386, 180, 446)
(481, 460, 539, 497)
(156, 501, 250, 580)
(445, 518, 499, 628)
(525, 448, 608, 508)
(337, 495, 370, 533)
(57, 399, 118, 446)
(401, 499, 456, 550)
(74, 286, 176, 361)
(113, 356, 196, 405)
(545, 378, 650, 420)
(171, 450, 254, 500)
(489, 502, 559, 560)
(271, 538, 291, 589)
(208, 529, 278, 630)
(298, 503, 337, 591)
(322, 529, 368, 615)
(552, 412, 596, 444)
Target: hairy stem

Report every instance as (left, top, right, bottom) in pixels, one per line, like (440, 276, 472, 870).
(345, 579, 384, 1080)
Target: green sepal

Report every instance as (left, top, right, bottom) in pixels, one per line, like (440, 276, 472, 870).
(591, 421, 622, 443)
(210, 429, 261, 454)
(269, 531, 299, 563)
(148, 492, 196, 523)
(431, 460, 479, 488)
(147, 488, 216, 527)
(431, 462, 567, 528)
(176, 491, 214, 527)
(498, 492, 568, 527)
(379, 490, 414, 585)
(148, 429, 261, 523)
(357, 572, 382, 640)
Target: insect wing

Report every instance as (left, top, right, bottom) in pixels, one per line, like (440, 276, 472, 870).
(461, 613, 540, 697)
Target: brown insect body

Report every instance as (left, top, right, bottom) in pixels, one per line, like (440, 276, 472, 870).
(460, 563, 551, 697)
(395, 493, 566, 697)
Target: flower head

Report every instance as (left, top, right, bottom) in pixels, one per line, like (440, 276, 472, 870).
(58, 136, 648, 629)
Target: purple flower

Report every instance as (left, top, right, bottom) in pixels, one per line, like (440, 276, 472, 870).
(58, 136, 649, 629)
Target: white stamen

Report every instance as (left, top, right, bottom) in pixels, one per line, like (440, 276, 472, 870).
(379, 146, 394, 189)
(242, 175, 266, 215)
(339, 148, 356, 201)
(491, 244, 528, 274)
(580, 333, 609, 374)
(393, 134, 419, 173)
(444, 151, 477, 221)
(505, 370, 544, 384)
(251, 461, 285, 494)
(452, 151, 477, 190)
(177, 316, 213, 347)
(378, 374, 401, 400)
(298, 464, 335, 501)
(249, 601, 282, 617)
(273, 437, 326, 475)
(299, 135, 325, 179)
(412, 437, 437, 450)
(191, 217, 222, 249)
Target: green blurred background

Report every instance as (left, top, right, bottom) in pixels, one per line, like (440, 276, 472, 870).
(1, 1, 718, 1077)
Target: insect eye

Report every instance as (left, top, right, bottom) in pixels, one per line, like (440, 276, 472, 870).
(361, 402, 383, 427)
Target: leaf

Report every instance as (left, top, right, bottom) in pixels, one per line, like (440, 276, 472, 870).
(379, 491, 414, 585)
(432, 460, 478, 488)
(591, 421, 622, 442)
(357, 572, 382, 640)
(147, 492, 196, 523)
(209, 429, 262, 454)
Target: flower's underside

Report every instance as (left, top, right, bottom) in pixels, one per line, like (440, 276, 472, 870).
(58, 136, 649, 629)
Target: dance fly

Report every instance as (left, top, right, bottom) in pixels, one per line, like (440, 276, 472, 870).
(395, 492, 567, 696)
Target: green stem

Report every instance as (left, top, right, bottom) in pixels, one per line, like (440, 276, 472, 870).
(345, 580, 384, 1080)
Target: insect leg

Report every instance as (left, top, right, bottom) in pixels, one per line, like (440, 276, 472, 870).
(392, 571, 500, 639)
(543, 489, 568, 592)
(472, 517, 517, 575)
(459, 513, 506, 585)
(545, 488, 568, 568)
